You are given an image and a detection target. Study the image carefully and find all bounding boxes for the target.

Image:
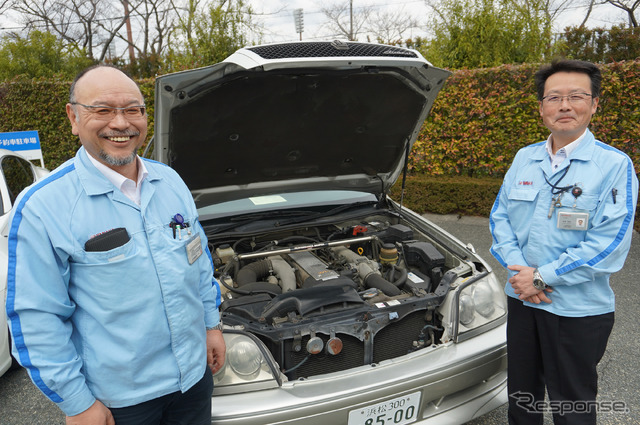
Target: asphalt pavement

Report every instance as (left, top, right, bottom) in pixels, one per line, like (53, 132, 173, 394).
(0, 213, 638, 425)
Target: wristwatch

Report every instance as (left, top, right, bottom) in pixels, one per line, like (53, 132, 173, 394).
(207, 321, 223, 332)
(532, 269, 548, 291)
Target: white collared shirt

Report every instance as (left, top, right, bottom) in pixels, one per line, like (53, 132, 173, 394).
(87, 154, 149, 205)
(545, 129, 587, 171)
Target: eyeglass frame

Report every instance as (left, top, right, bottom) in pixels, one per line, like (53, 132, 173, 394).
(70, 102, 147, 119)
(541, 93, 595, 105)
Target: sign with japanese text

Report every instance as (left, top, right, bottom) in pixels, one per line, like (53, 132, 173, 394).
(0, 131, 44, 167)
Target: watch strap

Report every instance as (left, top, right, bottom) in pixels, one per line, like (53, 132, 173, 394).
(207, 321, 223, 332)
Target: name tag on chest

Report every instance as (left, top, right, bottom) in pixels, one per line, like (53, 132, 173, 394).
(557, 211, 589, 230)
(186, 234, 203, 264)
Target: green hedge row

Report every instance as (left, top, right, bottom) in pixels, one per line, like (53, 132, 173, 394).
(390, 175, 640, 232)
(413, 60, 640, 178)
(2, 62, 638, 177)
(0, 77, 155, 169)
(390, 175, 501, 216)
(1, 62, 638, 231)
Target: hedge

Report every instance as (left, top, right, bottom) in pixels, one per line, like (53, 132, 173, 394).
(412, 60, 640, 178)
(390, 175, 640, 232)
(1, 61, 639, 231)
(0, 77, 155, 169)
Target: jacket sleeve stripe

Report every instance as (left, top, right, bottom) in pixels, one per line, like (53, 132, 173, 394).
(5, 164, 75, 403)
(489, 184, 509, 268)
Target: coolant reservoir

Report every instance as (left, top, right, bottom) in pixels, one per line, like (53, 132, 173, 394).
(379, 243, 398, 265)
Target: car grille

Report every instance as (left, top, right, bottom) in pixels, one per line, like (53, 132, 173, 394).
(281, 310, 428, 380)
(247, 42, 418, 60)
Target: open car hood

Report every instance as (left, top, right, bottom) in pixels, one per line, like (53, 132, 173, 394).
(153, 41, 451, 206)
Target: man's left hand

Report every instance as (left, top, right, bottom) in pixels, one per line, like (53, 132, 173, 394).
(507, 264, 553, 303)
(206, 329, 226, 374)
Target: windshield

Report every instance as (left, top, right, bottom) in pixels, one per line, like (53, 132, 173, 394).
(197, 190, 377, 221)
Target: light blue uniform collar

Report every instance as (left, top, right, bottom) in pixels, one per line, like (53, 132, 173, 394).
(530, 129, 597, 175)
(74, 146, 162, 197)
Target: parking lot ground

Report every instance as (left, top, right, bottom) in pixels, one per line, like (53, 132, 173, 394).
(1, 213, 638, 425)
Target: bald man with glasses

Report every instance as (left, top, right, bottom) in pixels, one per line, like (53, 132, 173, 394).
(7, 65, 225, 425)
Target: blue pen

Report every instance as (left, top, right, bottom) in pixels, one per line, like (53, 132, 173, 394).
(173, 214, 185, 239)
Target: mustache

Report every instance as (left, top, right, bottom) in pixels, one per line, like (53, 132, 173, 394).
(100, 130, 140, 138)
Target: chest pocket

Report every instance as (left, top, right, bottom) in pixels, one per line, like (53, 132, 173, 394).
(508, 188, 539, 202)
(559, 193, 599, 211)
(506, 187, 540, 217)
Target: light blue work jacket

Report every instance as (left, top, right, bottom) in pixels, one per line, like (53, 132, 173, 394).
(6, 147, 221, 416)
(490, 130, 638, 317)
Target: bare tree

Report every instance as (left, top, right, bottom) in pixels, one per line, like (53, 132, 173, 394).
(366, 7, 418, 44)
(0, 0, 12, 15)
(10, 0, 131, 60)
(604, 0, 639, 26)
(119, 0, 177, 58)
(8, 0, 183, 62)
(578, 0, 597, 27)
(320, 1, 372, 41)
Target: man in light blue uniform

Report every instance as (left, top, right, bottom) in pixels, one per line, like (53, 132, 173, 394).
(6, 65, 225, 425)
(490, 60, 637, 424)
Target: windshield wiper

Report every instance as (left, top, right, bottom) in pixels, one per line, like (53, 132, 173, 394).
(207, 210, 317, 235)
(275, 201, 378, 226)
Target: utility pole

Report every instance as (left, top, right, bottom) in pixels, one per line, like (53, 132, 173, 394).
(123, 0, 136, 64)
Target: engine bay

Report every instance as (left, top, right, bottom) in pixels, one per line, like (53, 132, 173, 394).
(207, 214, 478, 379)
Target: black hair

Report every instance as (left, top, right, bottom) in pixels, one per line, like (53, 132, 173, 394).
(534, 59, 602, 101)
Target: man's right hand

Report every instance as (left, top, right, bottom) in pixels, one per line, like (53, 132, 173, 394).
(507, 264, 553, 303)
(523, 286, 553, 304)
(66, 400, 115, 425)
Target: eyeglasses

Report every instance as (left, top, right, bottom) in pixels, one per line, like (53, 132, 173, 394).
(71, 103, 146, 120)
(541, 93, 593, 105)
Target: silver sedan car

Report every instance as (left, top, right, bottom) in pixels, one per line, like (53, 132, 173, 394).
(151, 41, 508, 425)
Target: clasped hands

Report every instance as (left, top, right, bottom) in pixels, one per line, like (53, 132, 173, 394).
(507, 265, 553, 304)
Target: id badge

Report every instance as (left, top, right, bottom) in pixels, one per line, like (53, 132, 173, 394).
(186, 234, 203, 264)
(557, 211, 589, 230)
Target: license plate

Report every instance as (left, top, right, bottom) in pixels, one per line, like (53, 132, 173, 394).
(348, 392, 421, 425)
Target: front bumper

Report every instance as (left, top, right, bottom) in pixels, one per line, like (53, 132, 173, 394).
(210, 321, 507, 424)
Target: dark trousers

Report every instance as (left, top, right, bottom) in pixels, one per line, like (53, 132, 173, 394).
(507, 296, 614, 425)
(110, 370, 213, 425)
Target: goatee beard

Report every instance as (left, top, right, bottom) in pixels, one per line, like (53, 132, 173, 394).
(99, 150, 137, 167)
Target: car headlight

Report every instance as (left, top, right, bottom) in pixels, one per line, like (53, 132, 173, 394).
(437, 271, 507, 343)
(456, 273, 506, 340)
(213, 332, 284, 395)
(227, 340, 263, 377)
(459, 293, 475, 325)
(472, 281, 496, 317)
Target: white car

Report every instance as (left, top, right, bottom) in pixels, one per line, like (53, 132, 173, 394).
(0, 149, 48, 377)
(151, 41, 508, 424)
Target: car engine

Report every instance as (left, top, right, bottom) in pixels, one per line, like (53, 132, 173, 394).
(208, 216, 476, 381)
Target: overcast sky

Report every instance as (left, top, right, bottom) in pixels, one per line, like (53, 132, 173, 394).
(248, 0, 629, 44)
(0, 0, 629, 51)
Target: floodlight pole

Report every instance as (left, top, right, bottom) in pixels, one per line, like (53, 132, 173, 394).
(350, 0, 353, 41)
(293, 8, 304, 41)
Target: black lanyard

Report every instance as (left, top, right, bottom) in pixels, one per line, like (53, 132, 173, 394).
(544, 162, 573, 195)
